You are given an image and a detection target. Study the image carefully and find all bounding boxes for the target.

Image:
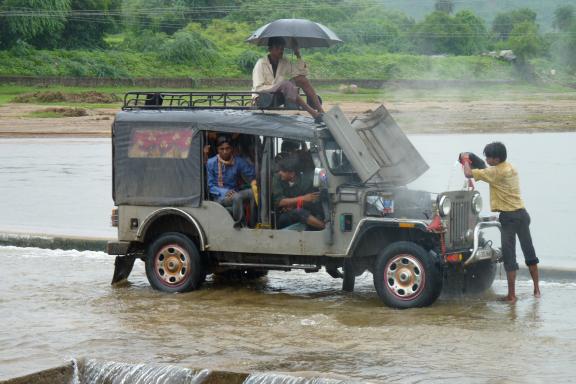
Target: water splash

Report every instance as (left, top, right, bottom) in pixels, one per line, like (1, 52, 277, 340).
(71, 358, 80, 384)
(76, 359, 209, 384)
(244, 372, 352, 384)
(445, 161, 466, 191)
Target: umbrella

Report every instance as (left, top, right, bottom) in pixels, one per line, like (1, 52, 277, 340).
(246, 18, 342, 49)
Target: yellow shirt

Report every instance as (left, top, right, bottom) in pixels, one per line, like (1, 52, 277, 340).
(471, 162, 525, 212)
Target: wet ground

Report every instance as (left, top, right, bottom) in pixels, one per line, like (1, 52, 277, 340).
(1, 245, 575, 382)
(1, 133, 575, 382)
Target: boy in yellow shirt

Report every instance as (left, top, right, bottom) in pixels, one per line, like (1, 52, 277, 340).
(461, 142, 540, 302)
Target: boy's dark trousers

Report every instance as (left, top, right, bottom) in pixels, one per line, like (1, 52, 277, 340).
(499, 208, 539, 272)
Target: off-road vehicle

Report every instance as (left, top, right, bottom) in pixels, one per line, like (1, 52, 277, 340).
(107, 91, 501, 309)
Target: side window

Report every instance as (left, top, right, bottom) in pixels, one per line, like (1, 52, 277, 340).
(324, 139, 354, 174)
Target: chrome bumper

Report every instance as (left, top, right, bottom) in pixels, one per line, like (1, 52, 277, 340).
(464, 221, 502, 266)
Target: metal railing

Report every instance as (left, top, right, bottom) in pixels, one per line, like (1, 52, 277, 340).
(121, 91, 307, 111)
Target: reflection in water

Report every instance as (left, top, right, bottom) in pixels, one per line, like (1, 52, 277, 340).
(1, 246, 575, 382)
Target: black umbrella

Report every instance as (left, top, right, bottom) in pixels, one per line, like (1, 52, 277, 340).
(246, 18, 342, 49)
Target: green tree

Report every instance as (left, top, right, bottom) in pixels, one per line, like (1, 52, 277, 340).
(553, 5, 575, 31)
(434, 0, 454, 15)
(508, 21, 546, 80)
(492, 8, 537, 41)
(508, 21, 545, 60)
(159, 29, 220, 65)
(335, 7, 414, 53)
(226, 0, 354, 26)
(411, 10, 487, 55)
(0, 0, 71, 48)
(59, 0, 121, 48)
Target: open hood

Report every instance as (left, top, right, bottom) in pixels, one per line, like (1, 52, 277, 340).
(323, 105, 429, 185)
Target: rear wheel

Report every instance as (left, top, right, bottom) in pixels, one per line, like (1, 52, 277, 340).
(374, 241, 442, 309)
(145, 232, 205, 293)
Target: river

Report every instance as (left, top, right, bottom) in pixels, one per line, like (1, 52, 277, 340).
(0, 133, 575, 382)
(0, 133, 574, 268)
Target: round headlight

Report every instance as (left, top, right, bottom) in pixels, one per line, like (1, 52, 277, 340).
(472, 193, 483, 214)
(438, 195, 451, 216)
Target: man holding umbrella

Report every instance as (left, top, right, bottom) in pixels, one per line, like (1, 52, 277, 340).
(252, 37, 325, 121)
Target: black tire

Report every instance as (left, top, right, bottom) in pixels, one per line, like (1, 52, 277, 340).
(464, 260, 496, 294)
(145, 232, 205, 293)
(374, 241, 443, 309)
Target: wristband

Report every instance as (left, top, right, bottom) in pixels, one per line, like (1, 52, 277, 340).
(297, 197, 304, 210)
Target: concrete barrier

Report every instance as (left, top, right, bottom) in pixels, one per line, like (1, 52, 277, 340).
(0, 361, 250, 384)
(0, 359, 353, 384)
(0, 75, 519, 90)
(0, 231, 110, 252)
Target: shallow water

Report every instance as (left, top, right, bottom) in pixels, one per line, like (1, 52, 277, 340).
(0, 133, 575, 382)
(0, 133, 574, 267)
(1, 245, 575, 382)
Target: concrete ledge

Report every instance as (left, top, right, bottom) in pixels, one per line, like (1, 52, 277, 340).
(0, 75, 520, 89)
(0, 364, 74, 384)
(0, 231, 112, 252)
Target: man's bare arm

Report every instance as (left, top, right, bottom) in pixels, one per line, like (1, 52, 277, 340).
(460, 153, 473, 178)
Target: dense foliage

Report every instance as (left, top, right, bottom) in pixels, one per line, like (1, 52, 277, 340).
(0, 0, 575, 80)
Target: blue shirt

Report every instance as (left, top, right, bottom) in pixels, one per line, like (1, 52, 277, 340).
(206, 155, 256, 201)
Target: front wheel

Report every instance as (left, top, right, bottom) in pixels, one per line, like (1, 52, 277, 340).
(374, 241, 442, 309)
(145, 232, 205, 293)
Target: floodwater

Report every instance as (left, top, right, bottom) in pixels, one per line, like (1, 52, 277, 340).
(1, 246, 575, 382)
(1, 133, 576, 382)
(0, 133, 575, 267)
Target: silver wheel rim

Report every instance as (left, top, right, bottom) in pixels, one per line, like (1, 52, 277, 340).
(384, 253, 425, 300)
(154, 243, 191, 287)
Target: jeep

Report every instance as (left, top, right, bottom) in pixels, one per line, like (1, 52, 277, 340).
(107, 91, 501, 309)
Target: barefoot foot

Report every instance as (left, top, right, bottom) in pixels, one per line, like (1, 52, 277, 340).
(498, 295, 517, 303)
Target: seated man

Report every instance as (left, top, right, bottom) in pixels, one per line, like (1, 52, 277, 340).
(207, 135, 257, 227)
(252, 37, 324, 121)
(272, 156, 325, 230)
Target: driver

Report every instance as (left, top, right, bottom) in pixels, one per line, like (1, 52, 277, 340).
(272, 156, 324, 230)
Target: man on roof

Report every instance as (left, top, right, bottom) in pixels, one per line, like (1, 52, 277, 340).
(252, 37, 324, 122)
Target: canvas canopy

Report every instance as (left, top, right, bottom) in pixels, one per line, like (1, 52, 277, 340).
(112, 109, 318, 207)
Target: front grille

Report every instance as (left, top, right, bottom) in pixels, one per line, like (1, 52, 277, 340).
(447, 199, 471, 248)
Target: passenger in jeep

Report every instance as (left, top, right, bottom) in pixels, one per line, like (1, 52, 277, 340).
(273, 156, 325, 230)
(207, 135, 257, 227)
(252, 37, 324, 121)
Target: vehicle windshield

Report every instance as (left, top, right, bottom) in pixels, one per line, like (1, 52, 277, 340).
(323, 139, 354, 174)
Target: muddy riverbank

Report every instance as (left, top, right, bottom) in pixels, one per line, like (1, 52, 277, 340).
(0, 95, 575, 137)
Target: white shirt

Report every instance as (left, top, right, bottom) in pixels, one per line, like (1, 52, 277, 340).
(252, 55, 309, 93)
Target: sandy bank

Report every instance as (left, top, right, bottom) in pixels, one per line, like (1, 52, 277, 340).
(0, 98, 575, 137)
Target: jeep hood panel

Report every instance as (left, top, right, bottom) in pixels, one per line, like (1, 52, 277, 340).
(323, 105, 429, 185)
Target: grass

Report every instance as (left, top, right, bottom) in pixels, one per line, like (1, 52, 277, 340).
(27, 107, 88, 118)
(0, 82, 575, 108)
(27, 111, 64, 118)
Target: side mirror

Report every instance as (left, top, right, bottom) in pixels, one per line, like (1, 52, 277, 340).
(313, 168, 328, 188)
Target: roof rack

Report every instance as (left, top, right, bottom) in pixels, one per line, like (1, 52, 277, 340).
(122, 91, 302, 111)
